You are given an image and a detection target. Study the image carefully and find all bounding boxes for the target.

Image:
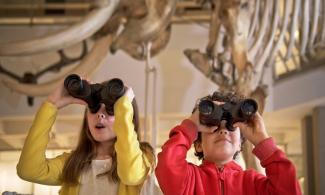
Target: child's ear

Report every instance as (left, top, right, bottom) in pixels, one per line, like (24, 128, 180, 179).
(194, 140, 203, 153)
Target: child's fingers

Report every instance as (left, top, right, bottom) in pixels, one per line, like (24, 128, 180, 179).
(233, 122, 244, 128)
(209, 125, 219, 132)
(71, 98, 87, 105)
(80, 75, 92, 84)
(85, 78, 93, 84)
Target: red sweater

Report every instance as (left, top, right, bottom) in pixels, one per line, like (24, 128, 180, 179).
(155, 119, 302, 195)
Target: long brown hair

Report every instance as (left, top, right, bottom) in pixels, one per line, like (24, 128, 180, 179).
(61, 98, 155, 185)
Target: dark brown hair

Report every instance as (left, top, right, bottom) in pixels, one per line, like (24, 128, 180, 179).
(61, 98, 155, 185)
(193, 91, 246, 160)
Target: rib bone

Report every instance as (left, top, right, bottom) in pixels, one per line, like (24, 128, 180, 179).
(0, 35, 113, 96)
(0, 0, 119, 56)
(110, 0, 178, 53)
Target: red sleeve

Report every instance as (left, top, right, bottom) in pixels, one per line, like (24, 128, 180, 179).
(155, 119, 197, 195)
(251, 138, 302, 195)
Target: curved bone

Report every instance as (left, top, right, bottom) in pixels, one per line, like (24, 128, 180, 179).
(267, 0, 291, 65)
(0, 35, 113, 96)
(94, 12, 125, 38)
(95, 0, 147, 37)
(247, 0, 260, 47)
(0, 41, 88, 84)
(184, 49, 213, 77)
(253, 0, 279, 88)
(206, 0, 221, 56)
(184, 49, 231, 90)
(321, 0, 325, 44)
(0, 0, 119, 56)
(284, 0, 300, 60)
(216, 27, 226, 54)
(110, 0, 178, 53)
(120, 0, 147, 18)
(308, 0, 320, 57)
(299, 0, 310, 61)
(230, 0, 255, 73)
(248, 0, 272, 61)
(120, 25, 172, 60)
(207, 0, 254, 74)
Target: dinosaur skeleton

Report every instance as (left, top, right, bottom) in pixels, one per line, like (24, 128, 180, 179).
(0, 0, 119, 56)
(0, 34, 114, 96)
(185, 0, 325, 100)
(110, 0, 178, 58)
(0, 0, 324, 101)
(0, 41, 88, 105)
(0, 0, 178, 98)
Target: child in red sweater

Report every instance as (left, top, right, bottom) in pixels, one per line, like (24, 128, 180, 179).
(155, 91, 301, 195)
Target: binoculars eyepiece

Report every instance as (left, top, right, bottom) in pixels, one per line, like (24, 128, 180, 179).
(198, 98, 258, 131)
(64, 74, 125, 114)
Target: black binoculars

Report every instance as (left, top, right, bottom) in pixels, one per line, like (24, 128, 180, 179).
(198, 98, 258, 131)
(64, 74, 125, 115)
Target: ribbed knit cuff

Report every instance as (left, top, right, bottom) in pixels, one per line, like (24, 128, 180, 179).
(252, 137, 278, 161)
(180, 119, 198, 141)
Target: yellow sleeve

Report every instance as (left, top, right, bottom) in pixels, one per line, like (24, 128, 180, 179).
(113, 96, 152, 185)
(16, 101, 69, 185)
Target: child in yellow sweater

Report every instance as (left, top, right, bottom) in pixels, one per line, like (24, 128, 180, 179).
(17, 77, 155, 195)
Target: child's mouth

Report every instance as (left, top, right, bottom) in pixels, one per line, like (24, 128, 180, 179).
(95, 123, 105, 129)
(214, 138, 230, 143)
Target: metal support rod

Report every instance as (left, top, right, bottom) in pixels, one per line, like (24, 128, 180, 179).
(143, 41, 157, 195)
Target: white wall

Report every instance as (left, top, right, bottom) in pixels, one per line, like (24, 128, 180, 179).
(273, 65, 325, 111)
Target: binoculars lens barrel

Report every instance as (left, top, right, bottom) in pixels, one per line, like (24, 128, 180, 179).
(240, 99, 258, 117)
(64, 74, 91, 97)
(105, 78, 125, 98)
(64, 74, 82, 93)
(198, 100, 223, 126)
(101, 78, 125, 115)
(198, 100, 214, 115)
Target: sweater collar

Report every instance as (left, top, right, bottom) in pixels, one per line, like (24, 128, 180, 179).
(201, 160, 243, 172)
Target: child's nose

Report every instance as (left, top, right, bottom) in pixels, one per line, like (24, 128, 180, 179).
(97, 113, 106, 119)
(218, 129, 228, 135)
(217, 120, 228, 134)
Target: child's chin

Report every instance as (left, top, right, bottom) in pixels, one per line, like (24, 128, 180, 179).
(94, 136, 116, 142)
(214, 151, 235, 160)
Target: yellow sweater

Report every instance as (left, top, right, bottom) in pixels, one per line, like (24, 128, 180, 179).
(17, 96, 153, 195)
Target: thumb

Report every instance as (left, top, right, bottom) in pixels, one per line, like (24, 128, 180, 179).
(233, 122, 247, 130)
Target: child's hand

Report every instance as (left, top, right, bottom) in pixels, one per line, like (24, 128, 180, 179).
(124, 86, 135, 102)
(47, 81, 87, 109)
(233, 112, 270, 146)
(188, 109, 219, 133)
